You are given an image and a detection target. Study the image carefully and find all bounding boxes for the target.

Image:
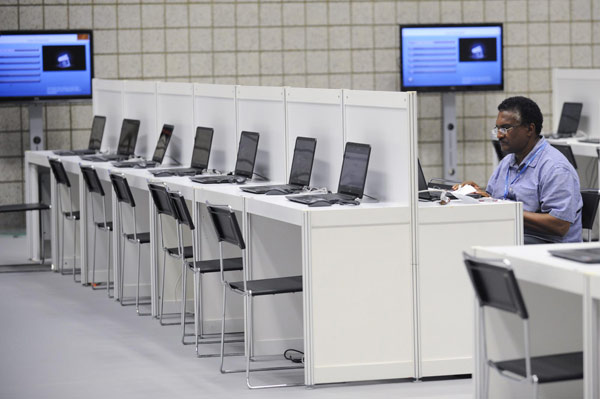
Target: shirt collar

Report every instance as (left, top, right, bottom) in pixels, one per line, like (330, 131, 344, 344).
(509, 137, 546, 169)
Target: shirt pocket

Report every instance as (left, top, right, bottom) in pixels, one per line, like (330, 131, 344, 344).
(513, 181, 540, 212)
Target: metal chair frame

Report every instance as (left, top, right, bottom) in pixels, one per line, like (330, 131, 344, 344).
(81, 165, 112, 295)
(110, 173, 151, 314)
(209, 204, 303, 389)
(48, 158, 80, 282)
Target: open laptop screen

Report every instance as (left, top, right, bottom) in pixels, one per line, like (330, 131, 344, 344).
(116, 119, 140, 156)
(190, 126, 214, 169)
(337, 142, 371, 199)
(289, 137, 317, 186)
(234, 131, 260, 178)
(88, 115, 106, 151)
(557, 102, 583, 136)
(417, 159, 428, 192)
(151, 124, 174, 163)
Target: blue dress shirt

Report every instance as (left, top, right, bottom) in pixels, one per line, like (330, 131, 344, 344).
(486, 137, 582, 243)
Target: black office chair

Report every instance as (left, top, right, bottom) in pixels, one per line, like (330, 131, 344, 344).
(463, 252, 583, 399)
(109, 173, 150, 313)
(48, 158, 81, 281)
(491, 140, 505, 161)
(581, 189, 600, 242)
(209, 204, 303, 389)
(0, 203, 50, 269)
(81, 165, 112, 294)
(551, 143, 577, 169)
(167, 191, 244, 353)
(148, 182, 195, 326)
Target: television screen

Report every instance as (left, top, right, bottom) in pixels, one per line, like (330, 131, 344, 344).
(0, 30, 93, 102)
(400, 24, 503, 92)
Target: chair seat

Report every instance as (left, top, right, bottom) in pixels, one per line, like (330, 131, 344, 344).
(125, 232, 150, 244)
(492, 351, 583, 383)
(62, 211, 80, 220)
(229, 276, 303, 296)
(96, 221, 113, 231)
(0, 203, 50, 213)
(166, 245, 193, 259)
(187, 257, 243, 274)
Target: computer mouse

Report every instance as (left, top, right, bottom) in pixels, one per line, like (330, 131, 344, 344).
(234, 177, 247, 184)
(265, 189, 287, 195)
(308, 200, 332, 207)
(339, 199, 360, 206)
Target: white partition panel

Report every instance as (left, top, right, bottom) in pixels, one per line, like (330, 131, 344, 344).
(343, 90, 417, 204)
(92, 79, 123, 152)
(285, 88, 344, 190)
(552, 69, 600, 139)
(156, 82, 194, 165)
(236, 86, 286, 182)
(123, 80, 157, 159)
(193, 84, 237, 172)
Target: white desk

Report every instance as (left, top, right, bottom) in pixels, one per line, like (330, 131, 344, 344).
(473, 243, 600, 399)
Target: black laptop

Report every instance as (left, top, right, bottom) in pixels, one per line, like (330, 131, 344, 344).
(549, 247, 600, 264)
(241, 136, 316, 195)
(191, 131, 260, 184)
(149, 126, 214, 177)
(81, 119, 140, 162)
(549, 102, 582, 138)
(53, 115, 106, 156)
(112, 124, 174, 168)
(287, 142, 370, 206)
(418, 160, 442, 201)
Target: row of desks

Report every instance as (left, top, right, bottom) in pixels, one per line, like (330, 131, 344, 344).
(24, 150, 522, 387)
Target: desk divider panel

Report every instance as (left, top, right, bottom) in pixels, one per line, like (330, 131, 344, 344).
(92, 79, 123, 153)
(285, 87, 344, 190)
(552, 69, 600, 139)
(122, 81, 157, 159)
(236, 86, 287, 183)
(156, 82, 194, 167)
(343, 90, 417, 205)
(193, 84, 237, 173)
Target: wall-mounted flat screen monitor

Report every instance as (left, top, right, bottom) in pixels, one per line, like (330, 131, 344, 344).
(400, 24, 503, 92)
(0, 30, 93, 102)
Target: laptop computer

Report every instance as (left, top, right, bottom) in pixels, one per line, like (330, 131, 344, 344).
(81, 119, 140, 162)
(241, 136, 317, 195)
(551, 102, 583, 138)
(149, 126, 214, 177)
(53, 115, 106, 156)
(191, 131, 260, 184)
(418, 160, 441, 201)
(112, 124, 174, 168)
(549, 247, 600, 264)
(287, 142, 370, 206)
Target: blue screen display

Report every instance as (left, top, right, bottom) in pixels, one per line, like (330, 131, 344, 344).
(0, 31, 93, 101)
(400, 25, 503, 92)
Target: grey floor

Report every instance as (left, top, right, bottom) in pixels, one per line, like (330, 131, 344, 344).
(0, 235, 472, 399)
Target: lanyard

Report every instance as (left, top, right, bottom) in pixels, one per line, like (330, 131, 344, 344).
(503, 142, 546, 199)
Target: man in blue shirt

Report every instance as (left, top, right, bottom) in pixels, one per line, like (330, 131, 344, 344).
(457, 96, 582, 244)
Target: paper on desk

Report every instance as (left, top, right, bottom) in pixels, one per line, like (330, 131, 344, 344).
(453, 184, 477, 195)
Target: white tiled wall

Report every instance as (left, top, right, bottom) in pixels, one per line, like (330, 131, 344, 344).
(1, 0, 599, 229)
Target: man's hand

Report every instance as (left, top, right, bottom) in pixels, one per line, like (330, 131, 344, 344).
(452, 181, 490, 197)
(523, 211, 571, 237)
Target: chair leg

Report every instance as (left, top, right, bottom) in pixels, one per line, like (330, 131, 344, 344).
(60, 214, 65, 274)
(484, 363, 490, 399)
(73, 219, 80, 283)
(91, 227, 97, 287)
(135, 242, 150, 316)
(181, 258, 188, 343)
(159, 250, 167, 324)
(219, 284, 229, 373)
(107, 230, 113, 298)
(39, 209, 45, 264)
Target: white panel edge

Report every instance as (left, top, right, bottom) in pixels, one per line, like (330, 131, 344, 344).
(123, 80, 157, 94)
(156, 81, 194, 96)
(236, 85, 285, 101)
(194, 83, 236, 99)
(93, 78, 123, 92)
(285, 87, 343, 105)
(343, 89, 409, 109)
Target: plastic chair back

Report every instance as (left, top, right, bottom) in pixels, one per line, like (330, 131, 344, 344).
(581, 189, 600, 230)
(148, 182, 174, 217)
(48, 158, 71, 187)
(81, 165, 105, 196)
(168, 191, 195, 230)
(110, 173, 136, 207)
(551, 143, 577, 169)
(207, 205, 245, 250)
(463, 252, 529, 319)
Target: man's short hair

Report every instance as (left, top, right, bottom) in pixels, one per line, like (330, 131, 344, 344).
(498, 96, 543, 135)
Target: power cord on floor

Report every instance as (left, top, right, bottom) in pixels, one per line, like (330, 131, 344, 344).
(284, 349, 304, 364)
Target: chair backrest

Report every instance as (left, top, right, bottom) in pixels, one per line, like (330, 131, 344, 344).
(463, 252, 529, 320)
(551, 143, 577, 169)
(581, 189, 600, 230)
(148, 182, 175, 217)
(168, 191, 195, 230)
(207, 205, 245, 250)
(80, 165, 105, 196)
(48, 158, 71, 187)
(109, 173, 136, 207)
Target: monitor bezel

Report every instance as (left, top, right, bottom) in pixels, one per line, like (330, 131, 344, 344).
(116, 119, 140, 156)
(337, 142, 371, 199)
(0, 29, 94, 103)
(190, 126, 214, 170)
(399, 23, 504, 93)
(288, 136, 317, 187)
(234, 131, 260, 179)
(152, 124, 174, 163)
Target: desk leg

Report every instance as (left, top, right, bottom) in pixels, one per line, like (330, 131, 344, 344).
(79, 174, 88, 285)
(25, 160, 40, 261)
(50, 174, 59, 271)
(584, 279, 599, 399)
(149, 194, 158, 317)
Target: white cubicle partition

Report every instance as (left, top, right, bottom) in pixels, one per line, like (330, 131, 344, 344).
(92, 79, 124, 152)
(193, 84, 238, 172)
(552, 69, 600, 139)
(285, 87, 344, 190)
(236, 86, 287, 183)
(122, 81, 157, 159)
(156, 82, 195, 166)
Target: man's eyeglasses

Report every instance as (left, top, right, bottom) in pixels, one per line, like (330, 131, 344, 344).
(491, 125, 521, 136)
